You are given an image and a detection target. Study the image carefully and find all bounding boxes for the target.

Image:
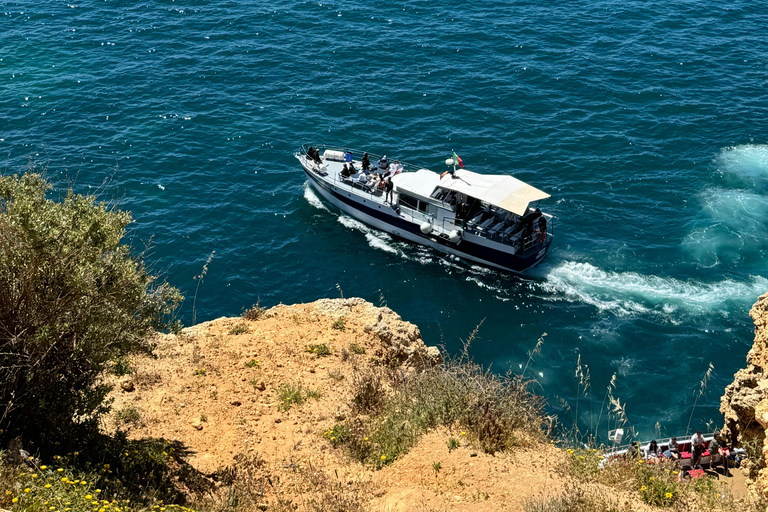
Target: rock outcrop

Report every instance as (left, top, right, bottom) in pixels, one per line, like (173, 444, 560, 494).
(720, 291, 768, 497)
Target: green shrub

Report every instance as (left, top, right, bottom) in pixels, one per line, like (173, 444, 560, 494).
(306, 344, 332, 357)
(228, 323, 251, 335)
(278, 383, 321, 412)
(349, 343, 366, 355)
(0, 172, 182, 446)
(110, 357, 133, 376)
(245, 358, 259, 368)
(331, 317, 346, 331)
(242, 303, 266, 321)
(115, 406, 141, 425)
(331, 349, 546, 468)
(447, 438, 460, 451)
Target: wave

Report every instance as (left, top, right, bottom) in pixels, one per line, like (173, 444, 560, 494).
(715, 144, 768, 188)
(302, 183, 328, 211)
(539, 260, 768, 320)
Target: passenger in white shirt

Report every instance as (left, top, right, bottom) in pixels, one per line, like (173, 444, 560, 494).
(691, 430, 705, 469)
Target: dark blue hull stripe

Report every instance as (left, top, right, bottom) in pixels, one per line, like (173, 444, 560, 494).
(302, 166, 551, 272)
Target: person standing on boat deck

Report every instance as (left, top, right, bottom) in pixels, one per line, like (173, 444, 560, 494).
(384, 177, 394, 203)
(361, 153, 371, 171)
(691, 430, 705, 469)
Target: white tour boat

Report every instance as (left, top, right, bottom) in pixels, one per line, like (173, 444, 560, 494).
(295, 145, 554, 273)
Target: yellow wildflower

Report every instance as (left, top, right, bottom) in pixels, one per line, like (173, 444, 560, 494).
(380, 455, 386, 460)
(12, 498, 19, 503)
(81, 481, 87, 485)
(363, 437, 369, 441)
(86, 495, 93, 500)
(650, 477, 655, 481)
(460, 431, 466, 436)
(665, 492, 672, 499)
(673, 471, 679, 475)
(95, 490, 102, 494)
(32, 474, 38, 478)
(640, 486, 646, 491)
(41, 465, 48, 470)
(45, 484, 52, 489)
(24, 488, 31, 493)
(57, 468, 64, 472)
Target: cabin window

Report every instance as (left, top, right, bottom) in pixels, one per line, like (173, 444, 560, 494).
(399, 194, 419, 210)
(399, 193, 430, 213)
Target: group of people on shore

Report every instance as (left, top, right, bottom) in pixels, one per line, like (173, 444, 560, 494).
(628, 430, 734, 476)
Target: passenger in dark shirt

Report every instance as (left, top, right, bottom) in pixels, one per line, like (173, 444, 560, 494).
(361, 153, 370, 171)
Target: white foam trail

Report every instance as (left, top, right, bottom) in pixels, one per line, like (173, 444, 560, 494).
(337, 215, 406, 257)
(540, 261, 768, 319)
(303, 183, 328, 211)
(715, 144, 768, 183)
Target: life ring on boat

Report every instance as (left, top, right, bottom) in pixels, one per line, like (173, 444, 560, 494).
(538, 230, 546, 244)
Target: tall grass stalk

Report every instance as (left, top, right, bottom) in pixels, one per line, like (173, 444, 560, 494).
(595, 373, 617, 440)
(521, 332, 546, 379)
(192, 251, 215, 325)
(686, 362, 714, 436)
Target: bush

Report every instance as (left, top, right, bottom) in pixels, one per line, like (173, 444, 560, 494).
(306, 344, 332, 357)
(242, 303, 266, 321)
(0, 172, 182, 446)
(331, 350, 546, 468)
(277, 383, 321, 412)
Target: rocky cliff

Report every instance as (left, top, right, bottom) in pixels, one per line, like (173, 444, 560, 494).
(721, 291, 768, 497)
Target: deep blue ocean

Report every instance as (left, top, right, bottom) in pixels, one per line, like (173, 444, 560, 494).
(3, 1, 768, 441)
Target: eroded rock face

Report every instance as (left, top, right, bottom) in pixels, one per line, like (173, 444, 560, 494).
(720, 291, 768, 497)
(311, 298, 442, 370)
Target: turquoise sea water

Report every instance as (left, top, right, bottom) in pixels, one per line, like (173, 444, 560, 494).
(3, 1, 768, 440)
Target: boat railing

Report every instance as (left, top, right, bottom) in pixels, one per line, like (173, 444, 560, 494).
(298, 144, 427, 174)
(456, 213, 554, 252)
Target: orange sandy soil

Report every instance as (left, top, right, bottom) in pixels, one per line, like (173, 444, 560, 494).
(104, 299, 744, 511)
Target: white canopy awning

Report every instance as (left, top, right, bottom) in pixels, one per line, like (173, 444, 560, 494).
(439, 169, 550, 216)
(392, 168, 441, 199)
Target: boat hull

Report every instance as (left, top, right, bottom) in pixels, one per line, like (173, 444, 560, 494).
(301, 164, 551, 273)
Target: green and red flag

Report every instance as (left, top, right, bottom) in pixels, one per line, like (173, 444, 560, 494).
(452, 151, 464, 168)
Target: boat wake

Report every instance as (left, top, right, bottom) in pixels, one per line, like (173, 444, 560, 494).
(302, 183, 329, 211)
(538, 260, 768, 321)
(683, 145, 768, 269)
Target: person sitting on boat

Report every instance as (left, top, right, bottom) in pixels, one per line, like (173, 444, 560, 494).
(644, 440, 661, 463)
(357, 171, 369, 185)
(341, 163, 352, 179)
(378, 155, 389, 173)
(663, 437, 680, 460)
(361, 153, 371, 171)
(392, 160, 403, 175)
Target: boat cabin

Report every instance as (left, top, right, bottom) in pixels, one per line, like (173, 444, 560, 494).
(392, 168, 551, 249)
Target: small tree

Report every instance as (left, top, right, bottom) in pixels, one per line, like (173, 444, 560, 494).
(0, 172, 182, 445)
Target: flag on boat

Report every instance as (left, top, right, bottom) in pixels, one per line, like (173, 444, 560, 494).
(452, 151, 464, 168)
